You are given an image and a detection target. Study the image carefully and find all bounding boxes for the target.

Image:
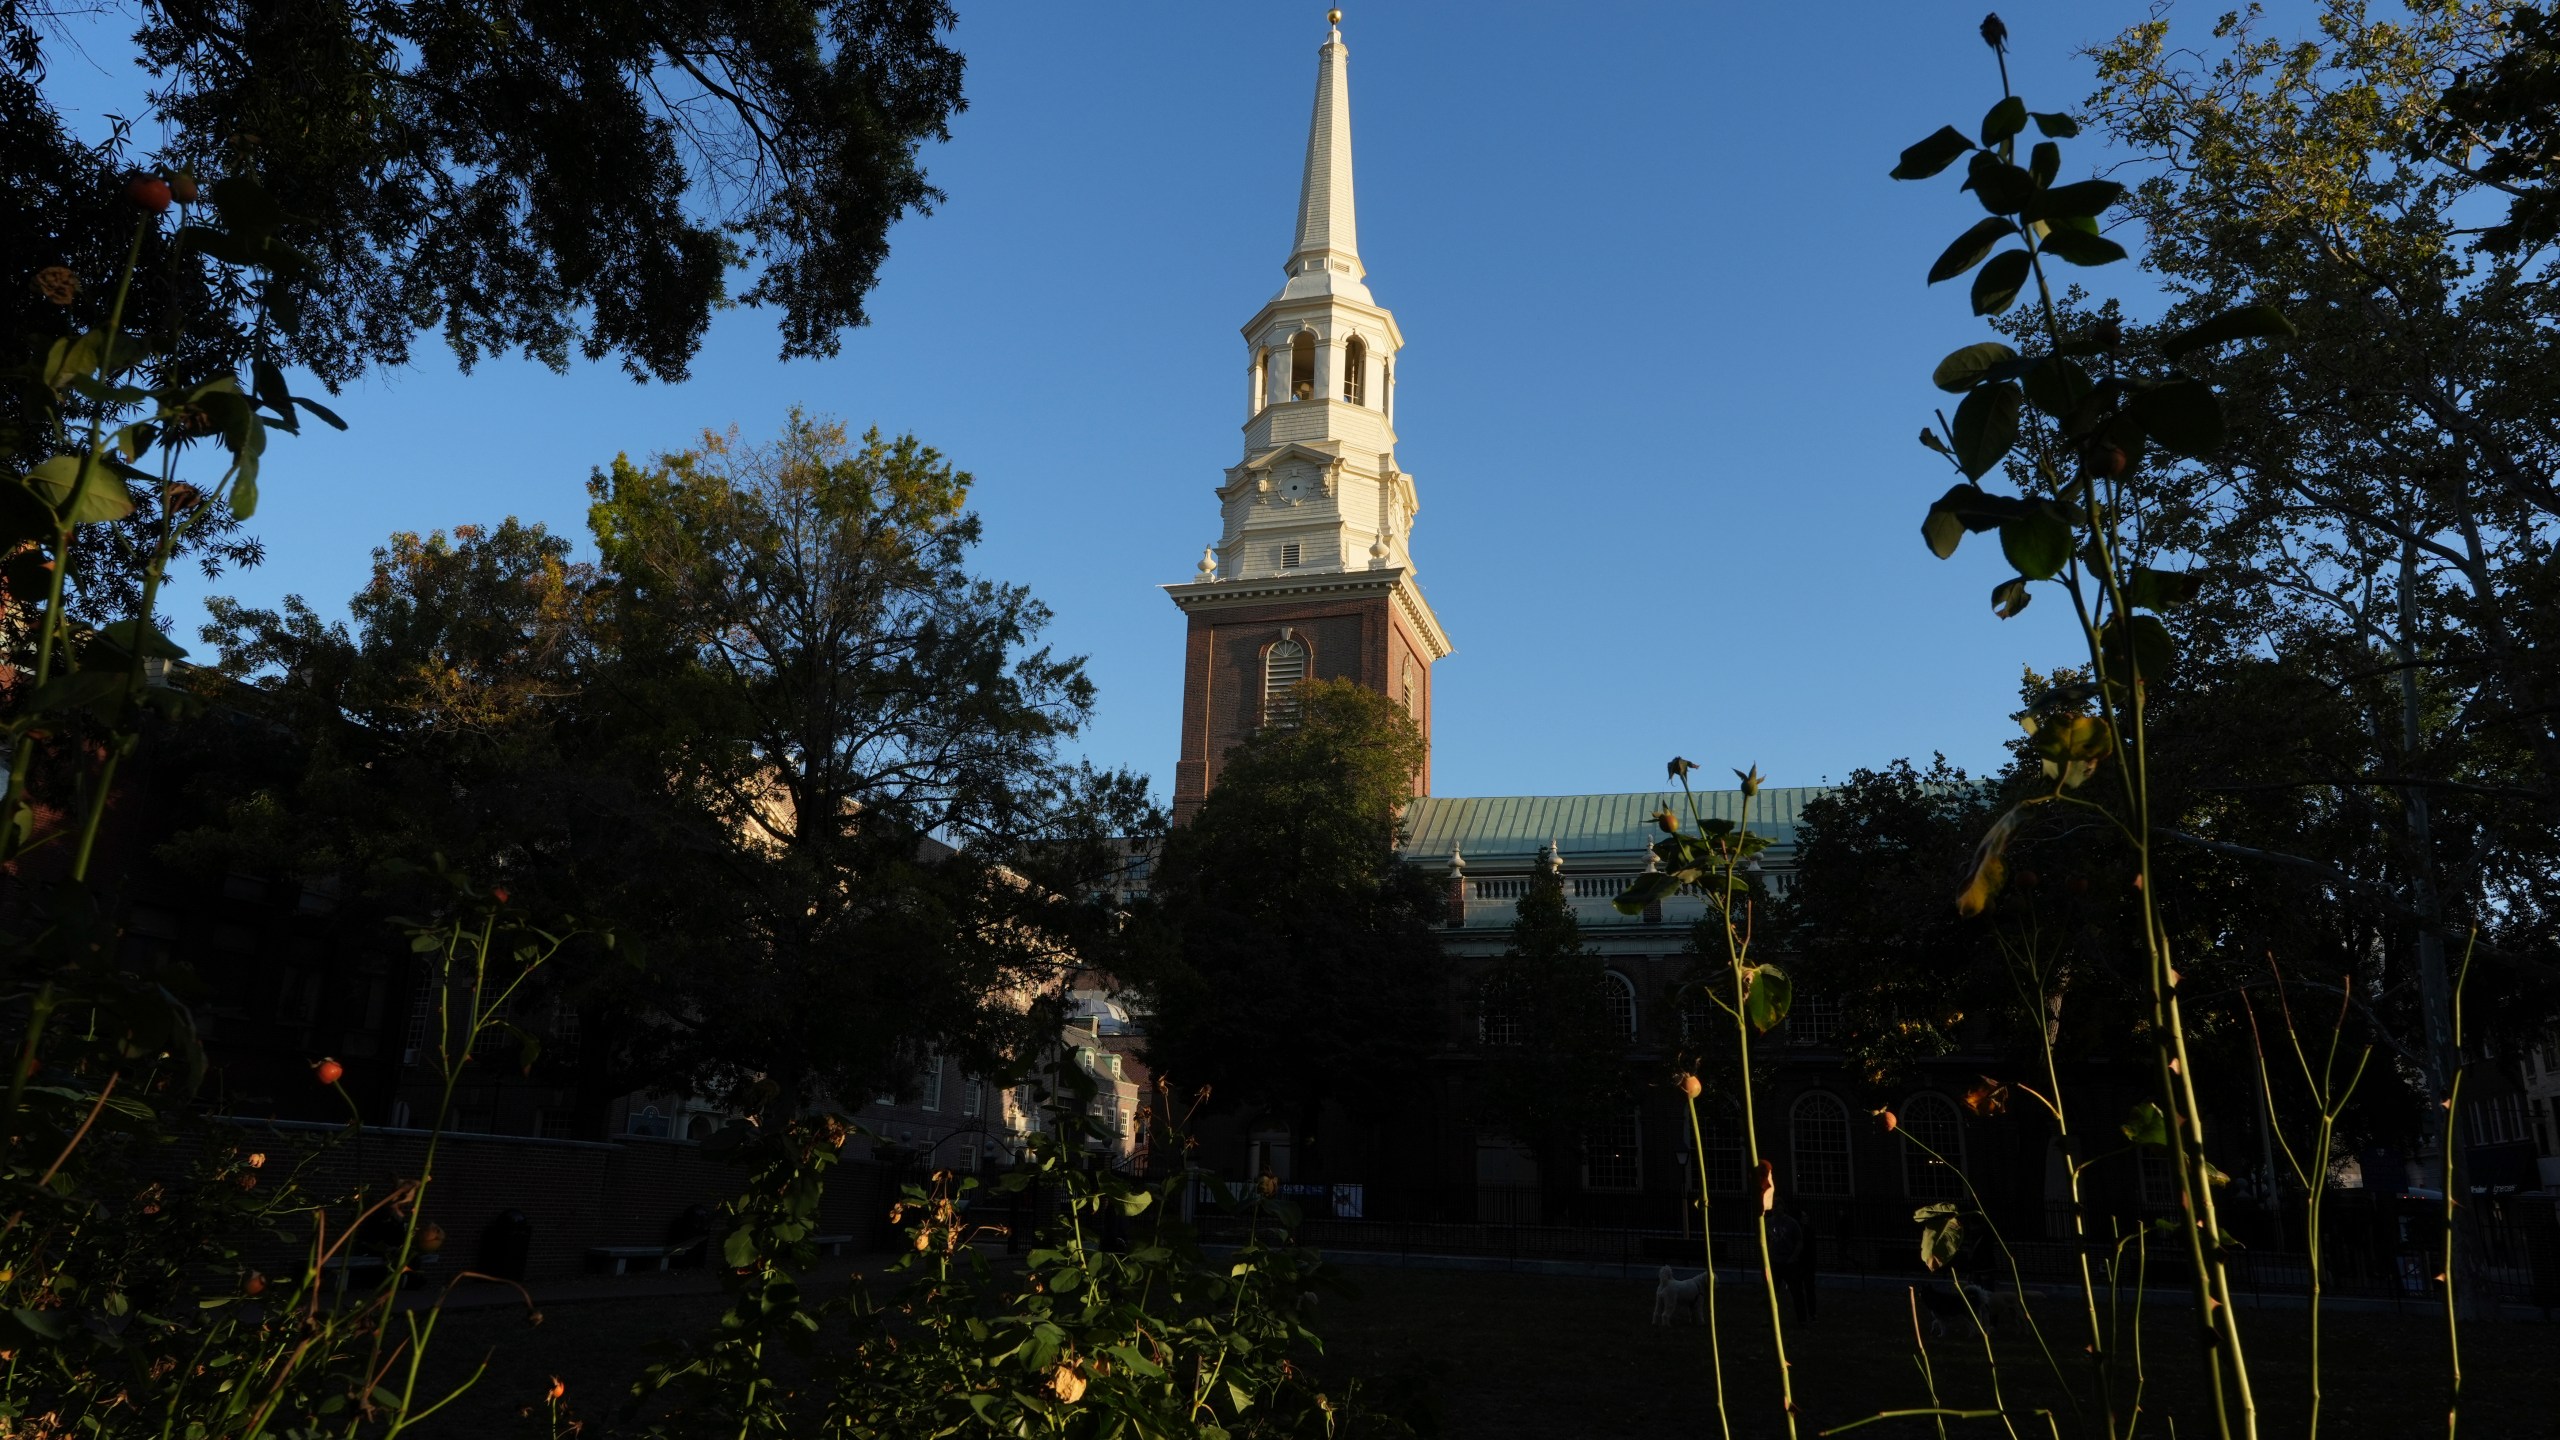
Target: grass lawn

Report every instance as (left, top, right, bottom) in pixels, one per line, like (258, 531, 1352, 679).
(408, 1259, 2558, 1437)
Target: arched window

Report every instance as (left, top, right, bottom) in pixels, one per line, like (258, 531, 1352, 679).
(1251, 350, 1268, 415)
(1263, 637, 1307, 727)
(1679, 983, 1715, 1043)
(1289, 331, 1316, 400)
(1790, 1091, 1853, 1197)
(1602, 970, 1637, 1042)
(1900, 1091, 1965, 1200)
(1342, 336, 1368, 405)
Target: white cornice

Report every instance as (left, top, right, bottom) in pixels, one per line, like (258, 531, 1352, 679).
(1165, 565, 1452, 660)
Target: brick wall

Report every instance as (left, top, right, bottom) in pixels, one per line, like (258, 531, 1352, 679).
(212, 1119, 893, 1284)
(1172, 590, 1432, 820)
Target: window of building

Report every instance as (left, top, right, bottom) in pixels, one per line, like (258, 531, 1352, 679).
(1263, 637, 1307, 727)
(1790, 1092, 1853, 1197)
(1401, 655, 1418, 717)
(2138, 1153, 2179, 1209)
(1696, 1111, 1745, 1194)
(964, 1077, 984, 1118)
(1280, 541, 1302, 568)
(1679, 983, 1715, 1043)
(401, 976, 435, 1066)
(1602, 970, 1637, 1042)
(1478, 981, 1522, 1048)
(1342, 336, 1367, 405)
(685, 1113, 717, 1142)
(628, 1105, 671, 1139)
(1289, 330, 1315, 399)
(920, 1054, 945, 1112)
(1900, 1091, 1966, 1200)
(1791, 991, 1841, 1047)
(1583, 1109, 1643, 1191)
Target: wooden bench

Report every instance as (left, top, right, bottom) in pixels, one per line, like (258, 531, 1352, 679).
(586, 1240, 701, 1275)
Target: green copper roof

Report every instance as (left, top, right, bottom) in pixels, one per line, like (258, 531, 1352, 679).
(1399, 787, 1828, 862)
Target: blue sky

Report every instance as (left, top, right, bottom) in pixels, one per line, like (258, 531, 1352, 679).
(37, 2, 2294, 804)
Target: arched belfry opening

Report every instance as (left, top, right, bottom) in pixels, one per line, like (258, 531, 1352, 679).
(1289, 331, 1316, 401)
(1342, 336, 1367, 405)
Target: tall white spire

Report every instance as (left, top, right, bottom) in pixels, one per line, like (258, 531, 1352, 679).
(1279, 11, 1369, 302)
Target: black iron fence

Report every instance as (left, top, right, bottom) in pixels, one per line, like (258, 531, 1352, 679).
(1180, 1181, 2560, 1314)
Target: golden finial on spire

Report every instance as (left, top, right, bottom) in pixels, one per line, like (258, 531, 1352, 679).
(1328, 8, 1342, 26)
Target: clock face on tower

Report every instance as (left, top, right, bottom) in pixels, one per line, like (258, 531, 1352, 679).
(1279, 464, 1309, 501)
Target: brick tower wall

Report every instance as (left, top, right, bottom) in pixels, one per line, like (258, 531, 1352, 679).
(1172, 591, 1432, 822)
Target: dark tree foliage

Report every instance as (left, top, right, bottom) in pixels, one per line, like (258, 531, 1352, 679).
(178, 415, 1149, 1117)
(585, 414, 1151, 1109)
(3, 0, 964, 394)
(2438, 2, 2560, 254)
(1138, 680, 1446, 1171)
(1471, 860, 1631, 1204)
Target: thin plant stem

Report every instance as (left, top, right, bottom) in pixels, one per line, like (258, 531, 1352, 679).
(1911, 1288, 1950, 1440)
(1685, 1092, 1734, 1440)
(2441, 931, 2475, 1440)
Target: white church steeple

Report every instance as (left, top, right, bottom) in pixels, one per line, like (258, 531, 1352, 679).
(1165, 10, 1451, 819)
(1282, 11, 1368, 303)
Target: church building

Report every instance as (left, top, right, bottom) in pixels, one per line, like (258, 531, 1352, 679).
(1152, 14, 1972, 1222)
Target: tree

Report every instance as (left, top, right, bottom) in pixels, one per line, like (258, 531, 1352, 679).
(1137, 679, 1446, 1178)
(1471, 854, 1631, 1213)
(585, 414, 1149, 1111)
(2081, 4, 2560, 1285)
(3, 0, 964, 394)
(183, 415, 1150, 1119)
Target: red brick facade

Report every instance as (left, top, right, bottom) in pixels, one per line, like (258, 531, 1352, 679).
(1170, 584, 1433, 822)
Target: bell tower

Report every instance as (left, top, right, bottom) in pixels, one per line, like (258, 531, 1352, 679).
(1166, 9, 1453, 820)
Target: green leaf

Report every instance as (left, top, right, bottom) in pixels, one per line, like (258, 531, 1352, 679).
(2160, 303, 2296, 357)
(722, 1227, 760, 1268)
(1958, 807, 2025, 918)
(1970, 250, 2032, 315)
(1927, 219, 2018, 285)
(230, 473, 260, 521)
(1612, 870, 1680, 916)
(2101, 613, 2178, 685)
(2020, 357, 2093, 418)
(2029, 714, 2115, 764)
(2030, 111, 2081, 138)
(27, 670, 129, 720)
(1115, 1189, 1154, 1217)
(2036, 228, 2127, 266)
(2122, 1101, 2169, 1148)
(295, 395, 349, 430)
(2029, 140, 2061, 188)
(2124, 566, 2206, 610)
(1744, 965, 1793, 1034)
(1999, 506, 2075, 580)
(2127, 378, 2225, 457)
(1950, 382, 2022, 479)
(2022, 180, 2126, 222)
(92, 619, 186, 661)
(9, 1307, 70, 1343)
(1990, 577, 2031, 619)
(1920, 428, 1954, 457)
(1921, 483, 2027, 559)
(1920, 1211, 1966, 1272)
(1980, 96, 2028, 146)
(1931, 341, 2020, 393)
(1891, 125, 1976, 180)
(1963, 153, 2038, 214)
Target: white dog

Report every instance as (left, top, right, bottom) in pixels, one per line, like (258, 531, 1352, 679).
(1652, 1265, 1708, 1326)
